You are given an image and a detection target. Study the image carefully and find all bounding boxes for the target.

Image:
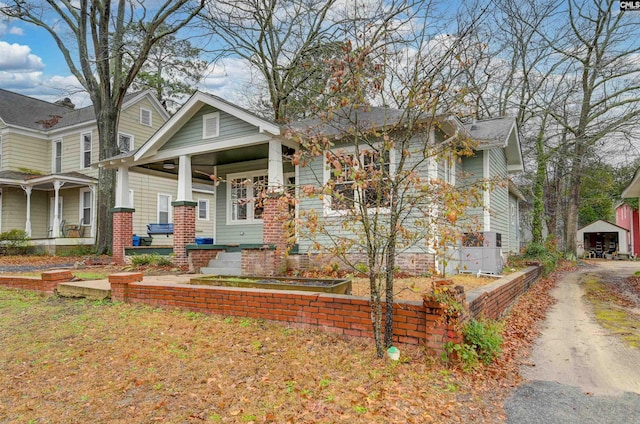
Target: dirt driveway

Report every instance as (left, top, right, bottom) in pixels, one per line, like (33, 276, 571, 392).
(505, 261, 640, 423)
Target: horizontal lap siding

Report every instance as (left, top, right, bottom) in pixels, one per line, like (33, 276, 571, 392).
(489, 148, 509, 251)
(3, 132, 49, 173)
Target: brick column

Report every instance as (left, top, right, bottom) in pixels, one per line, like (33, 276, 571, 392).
(109, 272, 143, 302)
(111, 208, 134, 265)
(262, 194, 289, 274)
(172, 201, 197, 268)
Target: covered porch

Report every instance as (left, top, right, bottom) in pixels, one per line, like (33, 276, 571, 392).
(0, 171, 96, 247)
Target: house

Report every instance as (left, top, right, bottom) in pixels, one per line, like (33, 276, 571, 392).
(0, 88, 215, 254)
(576, 220, 630, 258)
(101, 91, 524, 275)
(615, 203, 639, 257)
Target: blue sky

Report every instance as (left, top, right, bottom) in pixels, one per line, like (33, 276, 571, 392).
(0, 13, 250, 108)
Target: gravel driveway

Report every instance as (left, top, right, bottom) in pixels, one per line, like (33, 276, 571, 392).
(505, 261, 640, 423)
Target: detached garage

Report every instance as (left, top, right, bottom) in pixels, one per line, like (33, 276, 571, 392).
(577, 220, 630, 258)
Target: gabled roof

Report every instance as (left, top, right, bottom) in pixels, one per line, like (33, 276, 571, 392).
(463, 117, 523, 173)
(578, 219, 628, 233)
(134, 91, 280, 162)
(622, 167, 640, 198)
(0, 88, 167, 132)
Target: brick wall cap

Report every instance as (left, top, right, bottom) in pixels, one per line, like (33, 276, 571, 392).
(110, 207, 135, 213)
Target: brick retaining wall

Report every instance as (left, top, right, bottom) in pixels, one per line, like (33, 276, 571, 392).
(0, 270, 74, 293)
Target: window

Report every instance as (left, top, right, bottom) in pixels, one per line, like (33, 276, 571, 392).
(80, 188, 92, 225)
(325, 147, 393, 213)
(442, 153, 455, 185)
(52, 139, 62, 173)
(198, 199, 209, 220)
(140, 108, 152, 126)
(81, 132, 92, 168)
(227, 170, 267, 224)
(157, 193, 172, 224)
(118, 133, 133, 153)
(203, 112, 220, 138)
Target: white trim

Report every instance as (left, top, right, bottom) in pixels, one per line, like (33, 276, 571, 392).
(157, 193, 173, 224)
(49, 195, 63, 237)
(197, 198, 210, 221)
(0, 187, 2, 232)
(80, 131, 92, 169)
(483, 150, 491, 231)
(226, 169, 268, 225)
(203, 112, 220, 139)
(118, 132, 134, 153)
(140, 107, 153, 127)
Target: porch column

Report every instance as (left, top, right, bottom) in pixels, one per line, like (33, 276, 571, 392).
(53, 181, 64, 237)
(21, 185, 32, 237)
(172, 201, 197, 268)
(176, 155, 193, 202)
(114, 166, 131, 208)
(262, 195, 289, 275)
(268, 139, 284, 191)
(111, 167, 134, 265)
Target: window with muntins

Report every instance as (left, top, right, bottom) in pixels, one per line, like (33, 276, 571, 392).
(81, 189, 92, 225)
(326, 148, 392, 213)
(228, 171, 267, 224)
(81, 132, 92, 169)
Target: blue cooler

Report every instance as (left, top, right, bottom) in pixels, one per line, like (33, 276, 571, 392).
(195, 237, 214, 245)
(132, 235, 141, 246)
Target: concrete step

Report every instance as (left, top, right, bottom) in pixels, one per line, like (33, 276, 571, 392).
(200, 267, 242, 276)
(56, 280, 111, 300)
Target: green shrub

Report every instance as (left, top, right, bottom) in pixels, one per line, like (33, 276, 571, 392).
(130, 254, 153, 266)
(463, 319, 503, 365)
(0, 229, 31, 255)
(58, 245, 95, 257)
(511, 242, 560, 275)
(130, 253, 174, 267)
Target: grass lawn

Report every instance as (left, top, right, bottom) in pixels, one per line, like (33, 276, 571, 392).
(0, 288, 514, 423)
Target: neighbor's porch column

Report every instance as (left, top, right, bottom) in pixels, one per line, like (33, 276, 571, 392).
(267, 139, 284, 191)
(173, 155, 196, 268)
(21, 185, 32, 237)
(111, 166, 134, 265)
(53, 181, 64, 237)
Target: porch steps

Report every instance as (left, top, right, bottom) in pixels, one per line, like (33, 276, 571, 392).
(56, 280, 111, 300)
(201, 251, 242, 276)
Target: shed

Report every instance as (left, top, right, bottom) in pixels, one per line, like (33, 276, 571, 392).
(577, 220, 629, 258)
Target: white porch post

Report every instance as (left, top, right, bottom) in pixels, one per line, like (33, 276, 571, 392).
(90, 185, 97, 238)
(53, 181, 64, 237)
(176, 155, 193, 202)
(21, 185, 32, 237)
(268, 139, 284, 191)
(115, 166, 131, 208)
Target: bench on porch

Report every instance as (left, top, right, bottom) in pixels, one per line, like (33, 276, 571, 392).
(147, 223, 174, 237)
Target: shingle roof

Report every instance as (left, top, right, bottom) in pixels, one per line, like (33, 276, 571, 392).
(463, 117, 515, 148)
(289, 106, 409, 137)
(0, 88, 140, 131)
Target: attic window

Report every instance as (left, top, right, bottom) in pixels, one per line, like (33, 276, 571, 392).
(140, 108, 152, 126)
(203, 112, 220, 139)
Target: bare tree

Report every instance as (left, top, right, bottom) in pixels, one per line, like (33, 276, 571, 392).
(1, 0, 204, 253)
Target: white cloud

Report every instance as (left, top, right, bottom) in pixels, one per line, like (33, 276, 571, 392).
(0, 41, 45, 71)
(198, 57, 256, 107)
(8, 26, 23, 36)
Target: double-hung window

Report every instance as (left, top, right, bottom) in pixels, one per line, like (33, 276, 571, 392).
(81, 132, 92, 169)
(158, 193, 172, 224)
(52, 139, 62, 173)
(324, 146, 393, 214)
(227, 171, 267, 224)
(198, 199, 209, 220)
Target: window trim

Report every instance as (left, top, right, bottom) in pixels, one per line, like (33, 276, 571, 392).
(140, 108, 152, 126)
(157, 193, 173, 224)
(0, 135, 3, 171)
(203, 112, 220, 139)
(52, 138, 62, 173)
(80, 132, 92, 169)
(226, 169, 268, 225)
(79, 188, 92, 227)
(118, 132, 134, 153)
(322, 144, 395, 216)
(198, 198, 210, 221)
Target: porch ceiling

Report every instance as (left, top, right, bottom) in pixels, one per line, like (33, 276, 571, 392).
(135, 144, 271, 180)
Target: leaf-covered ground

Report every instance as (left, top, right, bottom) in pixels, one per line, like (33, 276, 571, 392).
(0, 258, 571, 423)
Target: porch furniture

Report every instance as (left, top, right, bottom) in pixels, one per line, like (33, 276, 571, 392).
(147, 223, 174, 237)
(63, 222, 81, 238)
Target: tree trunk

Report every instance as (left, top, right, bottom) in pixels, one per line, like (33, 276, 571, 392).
(531, 130, 546, 245)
